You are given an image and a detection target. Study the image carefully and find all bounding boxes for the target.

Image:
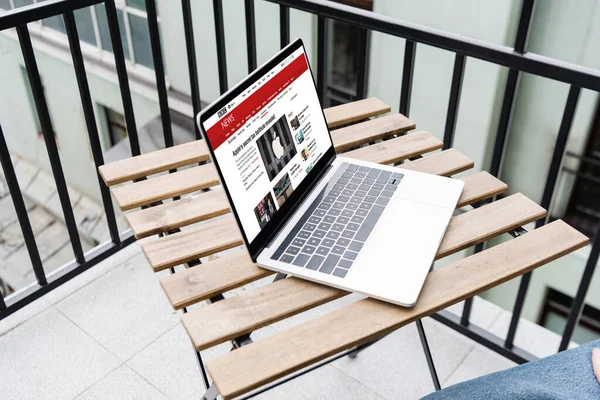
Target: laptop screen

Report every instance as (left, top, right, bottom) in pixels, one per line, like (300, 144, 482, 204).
(202, 46, 333, 244)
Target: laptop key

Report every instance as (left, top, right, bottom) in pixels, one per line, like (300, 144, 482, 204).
(349, 241, 363, 252)
(345, 164, 359, 172)
(372, 183, 384, 191)
(391, 172, 404, 179)
(350, 177, 362, 184)
(350, 196, 362, 204)
(346, 222, 360, 231)
(354, 205, 385, 242)
(337, 178, 350, 185)
(279, 254, 295, 263)
(292, 253, 310, 267)
(331, 245, 345, 255)
(363, 178, 375, 185)
(297, 230, 311, 239)
(376, 170, 392, 184)
(332, 268, 348, 278)
(308, 216, 321, 224)
(333, 202, 346, 209)
(319, 254, 341, 274)
(359, 202, 373, 210)
(367, 169, 380, 179)
(316, 246, 330, 256)
(342, 189, 354, 196)
(318, 202, 332, 210)
(302, 245, 316, 254)
(328, 208, 341, 216)
(358, 184, 371, 191)
(307, 238, 321, 246)
(341, 172, 353, 179)
(291, 238, 306, 247)
(351, 215, 364, 224)
(331, 223, 345, 232)
(380, 190, 393, 198)
(323, 215, 337, 223)
(384, 184, 397, 192)
(333, 184, 344, 191)
(368, 190, 381, 197)
(326, 231, 340, 240)
(306, 255, 325, 270)
(365, 195, 377, 203)
(337, 216, 350, 224)
(354, 171, 367, 178)
(322, 238, 335, 247)
(355, 190, 367, 197)
(338, 195, 350, 203)
(313, 230, 326, 238)
(328, 190, 341, 197)
(338, 259, 353, 269)
(355, 209, 368, 217)
(345, 203, 358, 210)
(318, 222, 332, 231)
(337, 238, 350, 246)
(347, 183, 359, 190)
(341, 209, 354, 217)
(341, 230, 355, 239)
(376, 197, 390, 206)
(304, 223, 317, 231)
(344, 250, 359, 260)
(323, 196, 336, 203)
(358, 166, 370, 173)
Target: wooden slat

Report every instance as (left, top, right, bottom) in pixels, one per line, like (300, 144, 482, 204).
(332, 113, 415, 152)
(141, 216, 243, 272)
(160, 251, 268, 310)
(125, 189, 229, 239)
(401, 148, 474, 176)
(456, 171, 507, 208)
(344, 131, 442, 164)
(141, 149, 477, 273)
(324, 97, 390, 128)
(111, 164, 219, 211)
(161, 171, 506, 310)
(182, 193, 546, 351)
(99, 140, 209, 186)
(206, 220, 588, 399)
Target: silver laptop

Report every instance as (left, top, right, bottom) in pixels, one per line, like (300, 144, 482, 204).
(197, 39, 463, 306)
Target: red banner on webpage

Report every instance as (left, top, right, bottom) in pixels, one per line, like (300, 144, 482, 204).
(206, 54, 309, 149)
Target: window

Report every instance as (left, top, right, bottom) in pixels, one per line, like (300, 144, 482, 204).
(3, 0, 157, 71)
(563, 101, 600, 237)
(539, 288, 600, 344)
(103, 106, 128, 147)
(326, 0, 373, 106)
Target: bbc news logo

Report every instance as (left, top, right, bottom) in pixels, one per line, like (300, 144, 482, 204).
(217, 106, 227, 118)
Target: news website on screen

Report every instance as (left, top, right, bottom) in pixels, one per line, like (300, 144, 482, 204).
(203, 48, 333, 243)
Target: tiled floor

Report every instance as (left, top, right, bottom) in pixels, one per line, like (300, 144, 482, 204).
(0, 243, 573, 400)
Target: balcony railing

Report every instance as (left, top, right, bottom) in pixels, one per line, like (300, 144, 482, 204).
(0, 0, 599, 369)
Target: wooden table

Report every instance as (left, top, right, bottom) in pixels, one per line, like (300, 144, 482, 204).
(99, 97, 588, 399)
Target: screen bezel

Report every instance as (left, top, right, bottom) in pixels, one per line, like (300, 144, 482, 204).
(197, 38, 336, 261)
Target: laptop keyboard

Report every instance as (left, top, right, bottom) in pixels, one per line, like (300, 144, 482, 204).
(272, 163, 403, 278)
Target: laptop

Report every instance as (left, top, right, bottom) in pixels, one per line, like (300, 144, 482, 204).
(197, 39, 463, 306)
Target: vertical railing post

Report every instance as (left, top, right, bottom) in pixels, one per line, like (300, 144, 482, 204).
(462, 0, 536, 327)
(145, 0, 173, 148)
(279, 4, 290, 49)
(317, 15, 329, 106)
(355, 28, 370, 100)
(0, 123, 47, 286)
(105, 0, 141, 156)
(17, 24, 85, 265)
(558, 225, 600, 351)
(443, 53, 466, 150)
(213, 0, 228, 94)
(181, 0, 202, 139)
(399, 40, 416, 117)
(505, 84, 580, 349)
(244, 0, 257, 73)
(63, 10, 120, 245)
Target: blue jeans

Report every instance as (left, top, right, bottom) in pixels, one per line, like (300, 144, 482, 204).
(422, 339, 600, 400)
